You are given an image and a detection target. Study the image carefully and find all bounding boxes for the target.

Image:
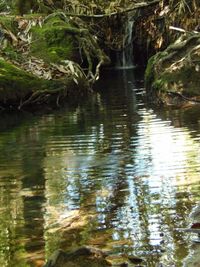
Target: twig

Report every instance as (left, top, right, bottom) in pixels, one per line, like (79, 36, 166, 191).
(169, 26, 199, 34)
(167, 91, 200, 104)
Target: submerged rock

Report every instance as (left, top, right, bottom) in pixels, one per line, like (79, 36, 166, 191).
(43, 247, 112, 267)
(145, 33, 200, 107)
(44, 247, 111, 267)
(128, 255, 143, 264)
(43, 246, 146, 267)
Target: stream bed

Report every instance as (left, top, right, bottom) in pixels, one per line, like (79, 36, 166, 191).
(0, 69, 200, 267)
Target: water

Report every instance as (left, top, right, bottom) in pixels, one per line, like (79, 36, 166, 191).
(0, 69, 200, 267)
(116, 18, 135, 69)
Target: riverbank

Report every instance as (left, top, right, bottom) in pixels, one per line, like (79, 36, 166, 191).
(0, 1, 200, 110)
(0, 13, 109, 110)
(145, 32, 200, 107)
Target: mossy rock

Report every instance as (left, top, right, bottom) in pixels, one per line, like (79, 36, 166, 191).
(145, 34, 200, 106)
(30, 17, 80, 64)
(0, 58, 49, 100)
(0, 58, 88, 109)
(0, 14, 106, 110)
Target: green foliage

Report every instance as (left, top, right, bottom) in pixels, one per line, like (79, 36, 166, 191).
(145, 51, 167, 90)
(145, 32, 200, 106)
(145, 55, 157, 89)
(0, 16, 16, 33)
(30, 18, 76, 63)
(2, 45, 23, 61)
(0, 0, 7, 12)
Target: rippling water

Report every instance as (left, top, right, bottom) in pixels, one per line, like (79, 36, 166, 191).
(0, 69, 200, 266)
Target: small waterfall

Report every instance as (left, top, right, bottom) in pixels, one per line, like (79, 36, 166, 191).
(116, 18, 134, 69)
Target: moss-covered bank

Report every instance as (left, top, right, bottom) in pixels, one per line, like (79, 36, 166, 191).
(0, 57, 89, 110)
(0, 13, 108, 110)
(145, 33, 200, 107)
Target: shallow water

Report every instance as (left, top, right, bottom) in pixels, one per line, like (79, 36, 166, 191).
(0, 69, 200, 267)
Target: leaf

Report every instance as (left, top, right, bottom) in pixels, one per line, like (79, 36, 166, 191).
(73, 77, 78, 84)
(68, 61, 74, 74)
(57, 65, 69, 74)
(74, 71, 79, 77)
(44, 71, 52, 80)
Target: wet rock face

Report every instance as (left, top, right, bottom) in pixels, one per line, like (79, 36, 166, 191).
(145, 34, 200, 107)
(43, 247, 112, 267)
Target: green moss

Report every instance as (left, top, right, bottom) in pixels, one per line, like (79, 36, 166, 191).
(152, 78, 168, 91)
(0, 57, 89, 108)
(0, 1, 7, 12)
(148, 63, 200, 99)
(144, 55, 156, 88)
(13, 0, 51, 15)
(2, 45, 23, 62)
(0, 58, 53, 101)
(30, 18, 78, 63)
(0, 16, 17, 33)
(166, 66, 200, 96)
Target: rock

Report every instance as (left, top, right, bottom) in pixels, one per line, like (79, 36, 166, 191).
(128, 255, 143, 264)
(0, 14, 108, 110)
(0, 57, 89, 110)
(119, 263, 129, 267)
(145, 34, 200, 107)
(43, 246, 112, 267)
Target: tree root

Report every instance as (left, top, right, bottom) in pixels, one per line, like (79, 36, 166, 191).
(167, 91, 200, 104)
(18, 87, 65, 110)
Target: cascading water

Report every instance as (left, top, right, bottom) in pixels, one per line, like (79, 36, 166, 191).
(116, 18, 134, 69)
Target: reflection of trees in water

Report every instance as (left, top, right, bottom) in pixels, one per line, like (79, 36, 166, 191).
(43, 94, 200, 265)
(161, 106, 200, 132)
(126, 108, 200, 265)
(0, 165, 45, 266)
(1, 71, 200, 266)
(0, 115, 48, 266)
(0, 175, 25, 267)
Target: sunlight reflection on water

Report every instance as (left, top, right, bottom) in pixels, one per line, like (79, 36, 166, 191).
(0, 69, 200, 266)
(43, 86, 200, 266)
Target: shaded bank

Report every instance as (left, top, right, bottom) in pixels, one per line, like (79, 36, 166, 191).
(0, 13, 109, 110)
(0, 57, 89, 110)
(0, 0, 169, 111)
(145, 33, 200, 107)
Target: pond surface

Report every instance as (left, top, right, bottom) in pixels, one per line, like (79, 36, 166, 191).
(0, 69, 200, 267)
